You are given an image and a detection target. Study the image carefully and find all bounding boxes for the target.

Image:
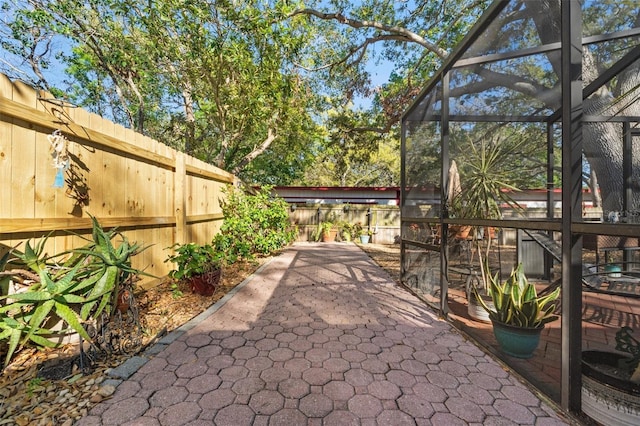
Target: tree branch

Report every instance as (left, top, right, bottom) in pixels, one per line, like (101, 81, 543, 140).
(291, 8, 448, 59)
(231, 127, 278, 175)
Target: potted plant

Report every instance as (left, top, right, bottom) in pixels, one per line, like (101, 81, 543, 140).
(448, 138, 524, 319)
(472, 263, 560, 359)
(165, 242, 221, 296)
(312, 220, 337, 242)
(582, 326, 640, 425)
(337, 221, 354, 242)
(359, 229, 373, 244)
(603, 251, 623, 277)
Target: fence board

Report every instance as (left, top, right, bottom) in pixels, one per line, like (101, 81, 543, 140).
(0, 75, 11, 219)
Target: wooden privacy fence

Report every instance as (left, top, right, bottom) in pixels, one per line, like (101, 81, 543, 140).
(290, 205, 401, 243)
(0, 74, 236, 287)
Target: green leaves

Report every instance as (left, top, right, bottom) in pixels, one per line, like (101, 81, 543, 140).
(211, 186, 297, 263)
(473, 263, 560, 329)
(0, 216, 148, 368)
(165, 243, 219, 281)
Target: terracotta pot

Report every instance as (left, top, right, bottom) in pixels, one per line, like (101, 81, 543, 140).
(322, 229, 338, 242)
(450, 225, 472, 240)
(117, 289, 131, 313)
(188, 267, 221, 296)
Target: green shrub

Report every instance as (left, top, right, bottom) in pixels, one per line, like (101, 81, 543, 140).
(213, 186, 297, 263)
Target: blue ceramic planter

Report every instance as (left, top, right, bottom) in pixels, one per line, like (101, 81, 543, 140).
(604, 264, 622, 278)
(491, 320, 543, 359)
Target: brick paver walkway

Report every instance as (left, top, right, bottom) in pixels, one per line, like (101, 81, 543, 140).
(77, 243, 570, 425)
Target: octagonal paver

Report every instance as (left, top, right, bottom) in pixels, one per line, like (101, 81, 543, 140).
(232, 346, 259, 360)
(260, 366, 291, 383)
(341, 349, 367, 363)
(185, 374, 222, 394)
(149, 386, 188, 407)
(268, 347, 294, 362)
(412, 382, 448, 403)
(305, 347, 331, 363)
(323, 410, 359, 426)
(493, 399, 536, 424)
(445, 397, 486, 423)
(268, 408, 307, 426)
(249, 390, 285, 415)
(386, 369, 417, 388)
(255, 338, 279, 351)
(302, 367, 332, 386)
(158, 401, 201, 425)
(219, 365, 249, 381)
(140, 371, 178, 392)
(299, 393, 333, 417)
(289, 339, 314, 351)
(347, 394, 383, 418)
(175, 359, 209, 378)
(185, 334, 212, 348)
(344, 368, 374, 387)
(367, 380, 401, 400)
(214, 404, 255, 426)
(220, 335, 246, 349)
(323, 380, 355, 400)
(245, 356, 273, 373)
(243, 329, 266, 341)
(199, 388, 236, 410)
(398, 394, 435, 419)
(278, 378, 310, 399)
(232, 377, 265, 395)
(323, 340, 348, 352)
(323, 357, 350, 373)
(361, 358, 389, 374)
(375, 410, 417, 426)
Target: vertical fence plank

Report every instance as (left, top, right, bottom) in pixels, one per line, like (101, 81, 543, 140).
(88, 112, 106, 217)
(175, 152, 186, 245)
(11, 81, 37, 220)
(112, 123, 128, 217)
(0, 75, 12, 219)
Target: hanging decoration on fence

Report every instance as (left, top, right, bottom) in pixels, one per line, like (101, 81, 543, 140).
(48, 130, 70, 188)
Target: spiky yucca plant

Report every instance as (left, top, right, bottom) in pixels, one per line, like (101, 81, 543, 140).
(473, 263, 560, 329)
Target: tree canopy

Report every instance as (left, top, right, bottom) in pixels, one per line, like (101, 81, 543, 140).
(1, 0, 322, 184)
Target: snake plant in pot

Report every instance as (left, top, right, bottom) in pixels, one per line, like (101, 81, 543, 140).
(472, 263, 560, 359)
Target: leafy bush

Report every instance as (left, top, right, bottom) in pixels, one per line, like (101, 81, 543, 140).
(165, 243, 220, 281)
(213, 186, 297, 263)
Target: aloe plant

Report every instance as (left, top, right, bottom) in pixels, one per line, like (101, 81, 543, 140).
(0, 216, 150, 368)
(473, 263, 560, 329)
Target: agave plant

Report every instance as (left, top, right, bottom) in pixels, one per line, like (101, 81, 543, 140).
(0, 216, 150, 368)
(472, 263, 560, 329)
